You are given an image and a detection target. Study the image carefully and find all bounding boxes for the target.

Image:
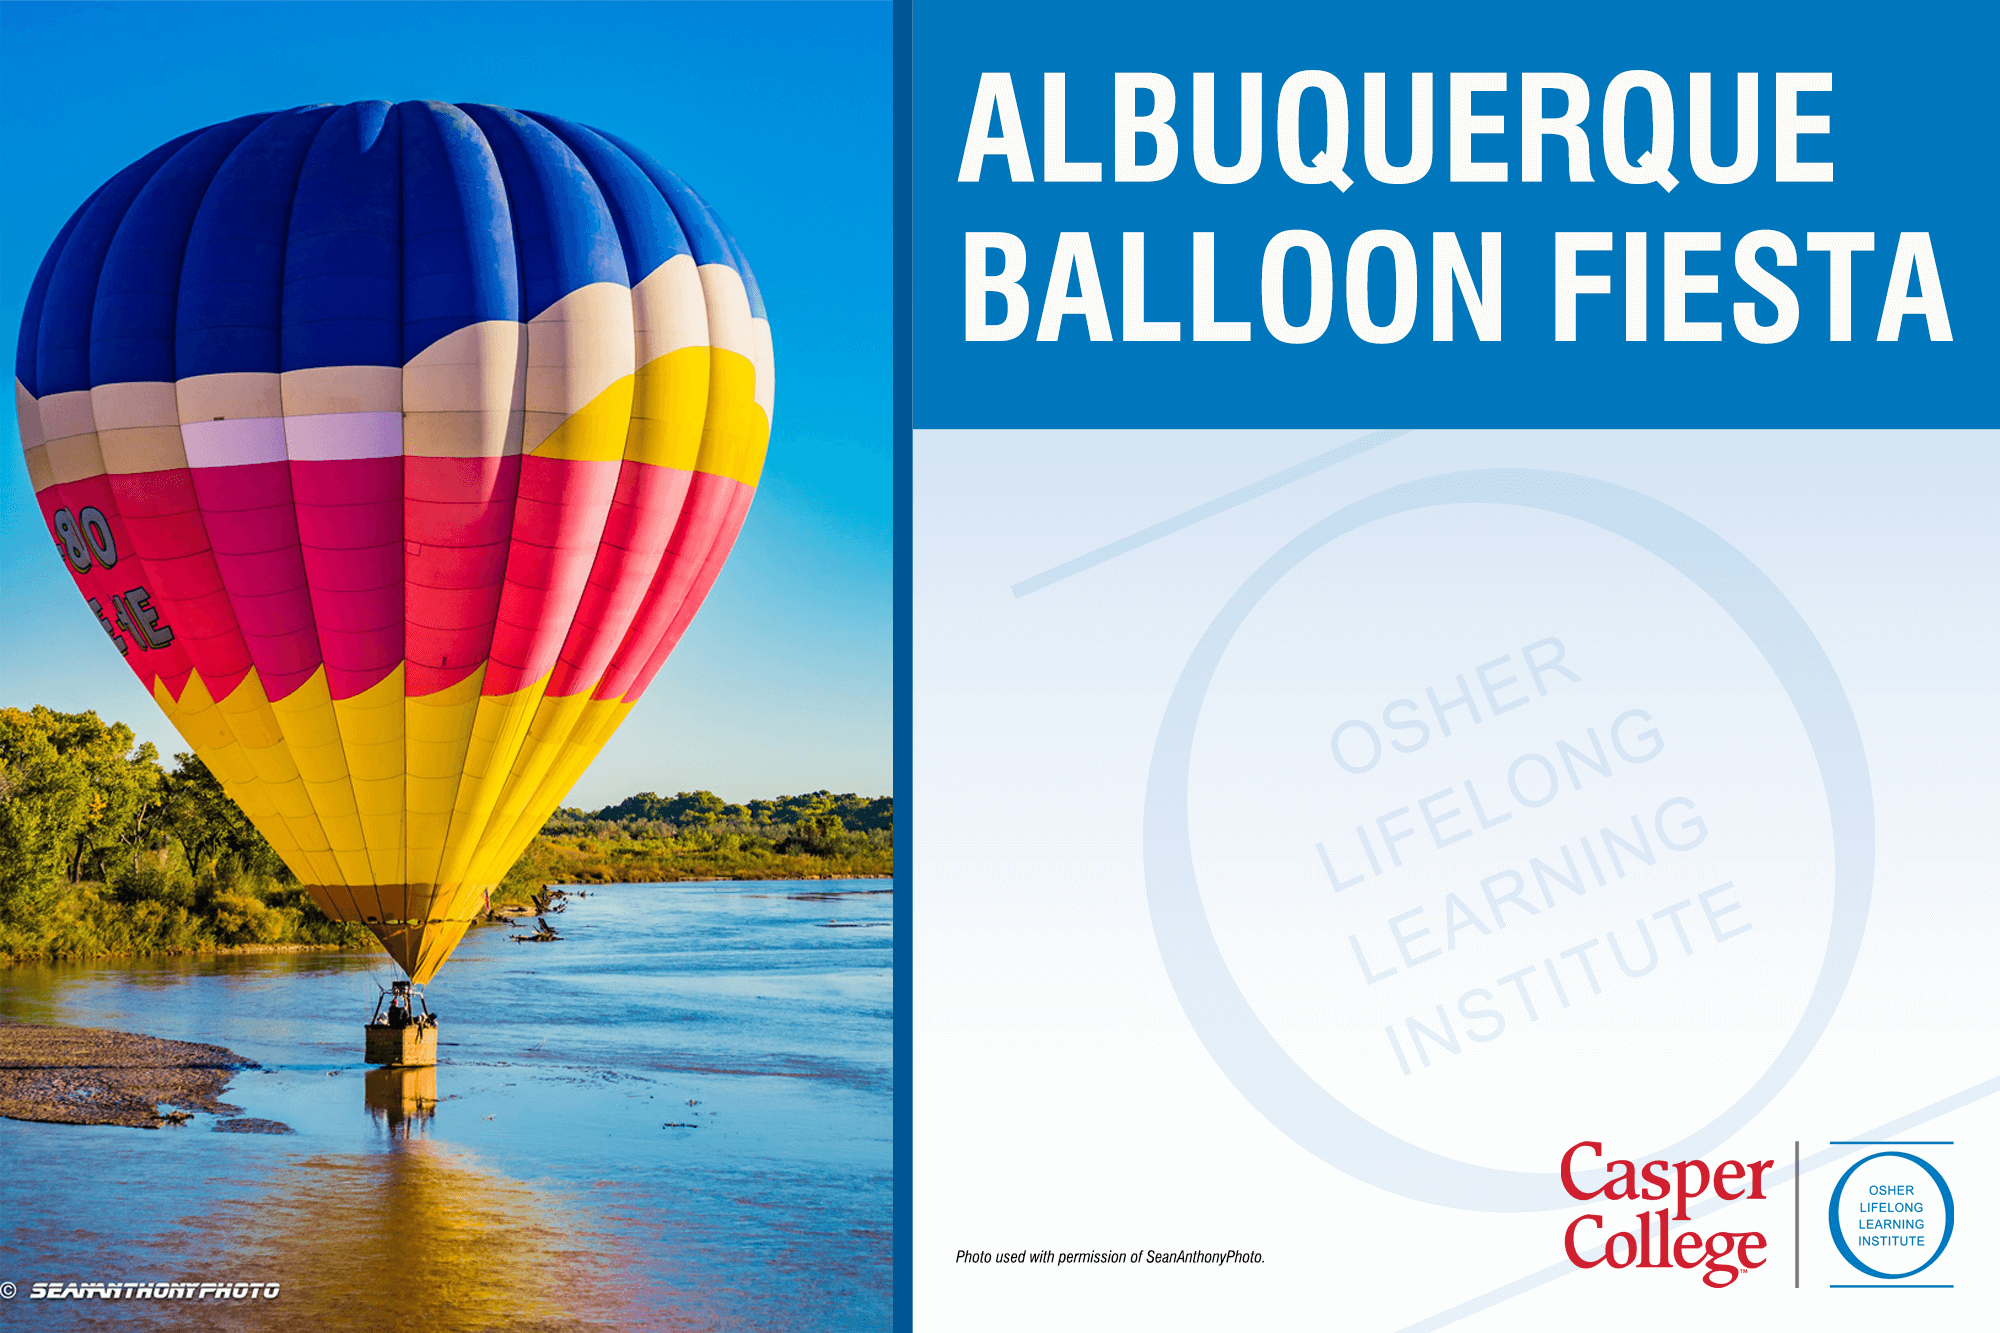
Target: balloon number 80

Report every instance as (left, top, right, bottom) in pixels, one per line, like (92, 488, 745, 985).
(49, 508, 173, 656)
(52, 506, 116, 572)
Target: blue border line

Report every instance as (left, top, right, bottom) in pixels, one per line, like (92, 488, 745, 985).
(892, 0, 912, 1327)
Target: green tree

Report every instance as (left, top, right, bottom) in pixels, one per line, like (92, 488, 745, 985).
(777, 793, 848, 855)
(159, 752, 290, 882)
(593, 789, 733, 829)
(40, 710, 162, 882)
(0, 708, 93, 906)
(0, 706, 378, 962)
(0, 707, 164, 889)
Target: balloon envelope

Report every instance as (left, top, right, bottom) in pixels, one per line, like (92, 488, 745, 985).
(14, 102, 773, 981)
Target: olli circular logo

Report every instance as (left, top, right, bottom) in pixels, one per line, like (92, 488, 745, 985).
(1827, 1151, 1954, 1280)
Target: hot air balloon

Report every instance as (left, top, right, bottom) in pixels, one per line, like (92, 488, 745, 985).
(13, 102, 773, 986)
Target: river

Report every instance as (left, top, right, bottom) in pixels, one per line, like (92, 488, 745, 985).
(0, 879, 892, 1330)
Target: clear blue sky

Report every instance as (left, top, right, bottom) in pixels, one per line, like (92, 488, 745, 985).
(0, 0, 890, 806)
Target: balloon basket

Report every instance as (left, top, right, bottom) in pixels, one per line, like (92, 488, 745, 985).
(365, 980, 439, 1067)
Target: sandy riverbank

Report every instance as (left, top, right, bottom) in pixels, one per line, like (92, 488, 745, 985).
(0, 1021, 258, 1129)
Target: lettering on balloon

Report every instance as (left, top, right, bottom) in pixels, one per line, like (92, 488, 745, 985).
(86, 598, 128, 657)
(49, 509, 169, 650)
(113, 587, 174, 650)
(51, 508, 92, 572)
(50, 506, 118, 571)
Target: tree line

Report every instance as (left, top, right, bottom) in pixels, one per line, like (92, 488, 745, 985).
(508, 789, 893, 892)
(1, 705, 893, 962)
(0, 705, 362, 959)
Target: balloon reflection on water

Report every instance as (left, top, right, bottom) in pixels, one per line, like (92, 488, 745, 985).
(364, 1063, 437, 1138)
(165, 1143, 661, 1331)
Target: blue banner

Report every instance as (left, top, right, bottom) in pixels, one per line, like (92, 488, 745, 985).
(915, 0, 1993, 426)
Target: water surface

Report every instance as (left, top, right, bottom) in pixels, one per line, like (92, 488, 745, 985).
(0, 880, 891, 1330)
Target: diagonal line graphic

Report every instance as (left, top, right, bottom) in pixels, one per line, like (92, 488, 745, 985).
(1008, 429, 1409, 597)
(1393, 1074, 1999, 1333)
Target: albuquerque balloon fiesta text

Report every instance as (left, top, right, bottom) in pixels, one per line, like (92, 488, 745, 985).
(955, 71, 1954, 345)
